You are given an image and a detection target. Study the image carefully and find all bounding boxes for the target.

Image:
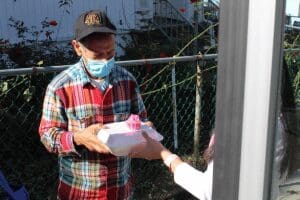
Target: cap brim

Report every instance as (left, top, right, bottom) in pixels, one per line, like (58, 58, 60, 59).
(76, 26, 116, 41)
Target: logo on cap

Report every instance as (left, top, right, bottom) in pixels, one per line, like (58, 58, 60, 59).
(84, 13, 102, 26)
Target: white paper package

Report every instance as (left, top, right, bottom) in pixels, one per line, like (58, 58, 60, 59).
(97, 121, 163, 156)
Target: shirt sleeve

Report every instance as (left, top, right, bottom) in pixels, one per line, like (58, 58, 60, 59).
(174, 162, 213, 200)
(38, 86, 78, 156)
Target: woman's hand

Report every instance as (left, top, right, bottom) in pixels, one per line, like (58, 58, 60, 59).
(129, 131, 170, 160)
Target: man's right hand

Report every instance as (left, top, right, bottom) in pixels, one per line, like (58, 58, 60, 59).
(73, 123, 110, 154)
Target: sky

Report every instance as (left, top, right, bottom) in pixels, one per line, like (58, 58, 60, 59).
(286, 0, 300, 16)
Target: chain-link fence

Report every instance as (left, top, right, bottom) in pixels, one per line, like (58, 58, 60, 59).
(0, 55, 217, 199)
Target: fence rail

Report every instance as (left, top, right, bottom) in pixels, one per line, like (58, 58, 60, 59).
(0, 54, 217, 76)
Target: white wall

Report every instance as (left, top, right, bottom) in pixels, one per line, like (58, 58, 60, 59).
(169, 0, 195, 22)
(0, 0, 193, 56)
(0, 0, 138, 43)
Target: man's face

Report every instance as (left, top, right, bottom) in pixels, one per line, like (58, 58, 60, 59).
(73, 33, 115, 62)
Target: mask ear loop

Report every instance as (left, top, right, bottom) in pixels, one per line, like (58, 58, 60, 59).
(81, 58, 96, 79)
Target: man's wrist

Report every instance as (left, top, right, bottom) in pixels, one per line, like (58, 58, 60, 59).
(73, 131, 82, 146)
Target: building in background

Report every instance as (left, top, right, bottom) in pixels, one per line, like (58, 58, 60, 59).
(0, 0, 205, 57)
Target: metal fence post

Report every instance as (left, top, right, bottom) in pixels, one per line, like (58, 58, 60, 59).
(192, 1, 201, 164)
(193, 60, 202, 164)
(171, 61, 178, 149)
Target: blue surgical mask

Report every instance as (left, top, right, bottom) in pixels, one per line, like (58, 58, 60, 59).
(85, 57, 115, 78)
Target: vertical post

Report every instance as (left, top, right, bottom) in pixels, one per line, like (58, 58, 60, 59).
(193, 1, 199, 54)
(239, 0, 285, 199)
(193, 60, 202, 164)
(213, 0, 249, 198)
(193, 1, 200, 164)
(171, 62, 178, 149)
(213, 0, 285, 199)
(298, 2, 300, 17)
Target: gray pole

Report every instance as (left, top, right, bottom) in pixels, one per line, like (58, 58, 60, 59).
(193, 1, 201, 165)
(298, 1, 300, 17)
(193, 60, 202, 165)
(171, 62, 178, 149)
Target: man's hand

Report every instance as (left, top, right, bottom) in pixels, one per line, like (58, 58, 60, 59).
(143, 121, 154, 128)
(73, 123, 110, 154)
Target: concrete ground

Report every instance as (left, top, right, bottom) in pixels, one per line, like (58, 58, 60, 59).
(278, 167, 300, 199)
(278, 134, 300, 200)
(279, 182, 300, 199)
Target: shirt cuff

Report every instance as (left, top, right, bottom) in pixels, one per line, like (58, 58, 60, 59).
(60, 131, 79, 156)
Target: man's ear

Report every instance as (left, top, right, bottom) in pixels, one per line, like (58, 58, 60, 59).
(72, 40, 82, 56)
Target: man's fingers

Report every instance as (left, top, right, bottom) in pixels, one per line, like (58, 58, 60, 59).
(94, 143, 111, 154)
(144, 121, 154, 129)
(98, 123, 104, 129)
(93, 123, 103, 130)
(90, 123, 104, 135)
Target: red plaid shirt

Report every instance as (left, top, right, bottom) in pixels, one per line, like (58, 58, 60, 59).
(39, 60, 147, 199)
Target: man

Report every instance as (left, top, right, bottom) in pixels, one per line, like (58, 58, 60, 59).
(39, 10, 148, 199)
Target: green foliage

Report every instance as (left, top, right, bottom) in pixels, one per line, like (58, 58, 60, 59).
(2, 17, 77, 69)
(118, 31, 178, 60)
(284, 31, 300, 106)
(0, 17, 78, 140)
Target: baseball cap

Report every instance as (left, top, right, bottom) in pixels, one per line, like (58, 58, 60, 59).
(74, 10, 116, 41)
